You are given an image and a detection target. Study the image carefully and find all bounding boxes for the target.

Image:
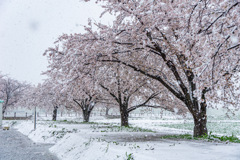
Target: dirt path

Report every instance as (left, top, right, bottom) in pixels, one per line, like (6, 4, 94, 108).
(0, 128, 58, 160)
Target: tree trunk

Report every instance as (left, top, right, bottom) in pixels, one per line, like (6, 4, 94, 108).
(193, 115, 207, 137)
(2, 104, 6, 116)
(2, 110, 5, 119)
(120, 105, 129, 127)
(105, 107, 109, 116)
(192, 101, 208, 137)
(83, 110, 90, 122)
(52, 106, 58, 121)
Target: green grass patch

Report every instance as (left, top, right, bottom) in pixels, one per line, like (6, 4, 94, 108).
(159, 134, 193, 140)
(56, 120, 97, 124)
(159, 133, 240, 143)
(58, 120, 81, 124)
(201, 132, 240, 143)
(45, 128, 78, 139)
(91, 124, 155, 133)
(79, 121, 97, 124)
(124, 126, 155, 132)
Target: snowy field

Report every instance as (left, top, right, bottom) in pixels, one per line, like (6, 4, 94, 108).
(3, 116, 240, 160)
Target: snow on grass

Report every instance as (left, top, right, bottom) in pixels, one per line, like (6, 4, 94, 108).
(7, 117, 240, 160)
(49, 133, 136, 160)
(14, 120, 81, 144)
(50, 132, 240, 160)
(150, 120, 240, 137)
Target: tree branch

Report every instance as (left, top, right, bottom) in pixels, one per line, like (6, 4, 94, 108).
(127, 92, 159, 113)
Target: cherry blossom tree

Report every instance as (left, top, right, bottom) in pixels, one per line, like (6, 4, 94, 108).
(63, 78, 99, 122)
(19, 80, 67, 121)
(43, 60, 100, 122)
(0, 75, 29, 115)
(18, 85, 39, 109)
(97, 64, 179, 126)
(103, 104, 115, 116)
(37, 80, 67, 121)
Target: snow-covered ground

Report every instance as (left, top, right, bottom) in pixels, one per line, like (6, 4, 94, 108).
(3, 117, 240, 160)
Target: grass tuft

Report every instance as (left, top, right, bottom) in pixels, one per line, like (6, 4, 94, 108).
(91, 123, 155, 133)
(201, 132, 240, 143)
(159, 134, 193, 140)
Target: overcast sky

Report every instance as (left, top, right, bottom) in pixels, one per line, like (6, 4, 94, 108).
(0, 0, 113, 85)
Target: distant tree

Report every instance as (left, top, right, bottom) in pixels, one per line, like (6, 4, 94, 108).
(0, 75, 28, 114)
(64, 78, 98, 122)
(103, 104, 116, 116)
(19, 80, 67, 121)
(37, 80, 67, 121)
(43, 62, 100, 122)
(18, 85, 38, 109)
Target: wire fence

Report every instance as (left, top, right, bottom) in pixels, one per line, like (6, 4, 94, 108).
(3, 110, 185, 121)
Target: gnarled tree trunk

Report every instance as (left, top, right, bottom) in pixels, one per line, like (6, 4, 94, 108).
(120, 104, 129, 127)
(193, 115, 207, 137)
(73, 98, 95, 123)
(52, 106, 58, 121)
(193, 100, 208, 137)
(83, 109, 90, 122)
(185, 92, 208, 137)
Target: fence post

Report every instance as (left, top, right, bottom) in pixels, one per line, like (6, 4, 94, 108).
(34, 107, 37, 130)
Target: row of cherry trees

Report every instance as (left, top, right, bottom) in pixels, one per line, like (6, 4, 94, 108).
(41, 48, 180, 123)
(19, 78, 75, 121)
(42, 0, 239, 136)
